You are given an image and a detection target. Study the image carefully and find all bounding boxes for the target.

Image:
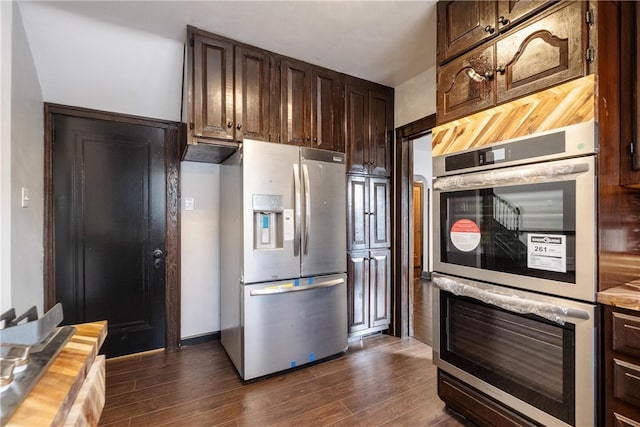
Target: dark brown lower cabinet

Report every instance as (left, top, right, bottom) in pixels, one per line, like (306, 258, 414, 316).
(438, 370, 542, 427)
(347, 249, 390, 337)
(603, 305, 640, 426)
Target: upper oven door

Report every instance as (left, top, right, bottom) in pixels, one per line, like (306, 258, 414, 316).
(433, 155, 596, 302)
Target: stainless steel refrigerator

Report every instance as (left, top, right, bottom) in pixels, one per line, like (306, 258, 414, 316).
(220, 139, 347, 380)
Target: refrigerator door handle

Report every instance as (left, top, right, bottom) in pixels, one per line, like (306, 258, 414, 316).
(302, 163, 311, 255)
(249, 278, 345, 296)
(293, 163, 301, 256)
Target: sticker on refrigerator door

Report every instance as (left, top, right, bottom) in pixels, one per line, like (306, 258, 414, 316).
(450, 219, 481, 252)
(283, 208, 294, 241)
(527, 234, 566, 273)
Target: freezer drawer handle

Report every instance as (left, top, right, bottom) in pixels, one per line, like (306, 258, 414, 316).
(249, 278, 344, 296)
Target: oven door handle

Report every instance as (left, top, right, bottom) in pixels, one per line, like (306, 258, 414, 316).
(432, 275, 590, 325)
(433, 161, 591, 191)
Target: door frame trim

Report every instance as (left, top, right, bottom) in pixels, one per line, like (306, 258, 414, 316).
(392, 114, 436, 337)
(43, 103, 181, 352)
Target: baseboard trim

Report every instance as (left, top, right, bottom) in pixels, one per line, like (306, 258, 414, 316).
(181, 331, 220, 347)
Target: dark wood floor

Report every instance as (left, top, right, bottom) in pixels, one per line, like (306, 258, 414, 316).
(99, 334, 472, 426)
(412, 277, 434, 346)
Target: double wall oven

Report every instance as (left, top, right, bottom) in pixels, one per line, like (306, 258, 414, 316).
(432, 121, 598, 426)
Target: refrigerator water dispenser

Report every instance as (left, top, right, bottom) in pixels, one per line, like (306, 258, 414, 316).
(253, 194, 284, 250)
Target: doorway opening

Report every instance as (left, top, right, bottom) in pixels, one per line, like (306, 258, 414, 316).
(392, 114, 436, 341)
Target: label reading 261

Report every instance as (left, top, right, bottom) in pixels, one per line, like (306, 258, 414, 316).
(527, 234, 566, 273)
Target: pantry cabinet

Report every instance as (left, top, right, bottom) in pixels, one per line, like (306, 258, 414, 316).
(347, 176, 391, 251)
(437, 1, 588, 124)
(347, 249, 391, 335)
(345, 79, 393, 176)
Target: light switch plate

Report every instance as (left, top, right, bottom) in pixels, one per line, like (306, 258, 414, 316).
(184, 197, 194, 211)
(21, 187, 29, 208)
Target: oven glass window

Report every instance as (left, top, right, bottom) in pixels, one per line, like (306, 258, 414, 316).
(440, 292, 575, 425)
(440, 181, 576, 283)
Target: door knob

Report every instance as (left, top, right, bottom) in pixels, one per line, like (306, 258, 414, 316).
(153, 249, 164, 258)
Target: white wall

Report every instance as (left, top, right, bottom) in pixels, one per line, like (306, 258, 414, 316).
(394, 66, 436, 128)
(19, 2, 183, 122)
(0, 3, 45, 314)
(180, 162, 220, 338)
(10, 2, 44, 315)
(0, 1, 13, 312)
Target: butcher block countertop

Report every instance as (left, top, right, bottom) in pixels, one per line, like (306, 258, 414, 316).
(598, 280, 640, 311)
(6, 321, 107, 427)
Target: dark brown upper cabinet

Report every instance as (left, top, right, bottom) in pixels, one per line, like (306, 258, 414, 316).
(437, 1, 555, 65)
(235, 45, 275, 142)
(437, 1, 497, 65)
(437, 44, 496, 125)
(280, 58, 311, 146)
(280, 58, 344, 151)
(311, 68, 344, 152)
(496, 1, 555, 31)
(345, 79, 393, 176)
(621, 2, 640, 189)
(437, 1, 588, 124)
(183, 27, 276, 162)
(191, 32, 234, 142)
(495, 1, 586, 104)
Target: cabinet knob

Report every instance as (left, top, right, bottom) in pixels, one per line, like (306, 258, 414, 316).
(306, 135, 311, 141)
(498, 16, 509, 26)
(227, 121, 233, 128)
(496, 65, 506, 74)
(484, 25, 495, 34)
(313, 137, 318, 144)
(236, 123, 242, 130)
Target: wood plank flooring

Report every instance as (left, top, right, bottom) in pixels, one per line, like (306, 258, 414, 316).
(99, 335, 472, 426)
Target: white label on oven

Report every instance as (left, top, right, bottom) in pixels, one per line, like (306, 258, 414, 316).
(450, 219, 481, 252)
(527, 234, 566, 273)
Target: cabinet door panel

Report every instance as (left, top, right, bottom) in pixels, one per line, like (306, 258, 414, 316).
(346, 84, 369, 174)
(438, 0, 497, 64)
(369, 178, 390, 248)
(347, 175, 369, 251)
(496, 1, 586, 104)
(437, 44, 495, 124)
(312, 69, 343, 152)
(497, 0, 554, 31)
(369, 249, 391, 328)
(347, 251, 370, 333)
(281, 59, 311, 146)
(369, 90, 393, 176)
(193, 35, 234, 141)
(235, 46, 271, 142)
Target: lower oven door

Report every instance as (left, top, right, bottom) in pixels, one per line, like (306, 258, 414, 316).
(432, 273, 596, 427)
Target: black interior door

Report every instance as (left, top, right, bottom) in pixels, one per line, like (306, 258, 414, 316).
(53, 114, 166, 357)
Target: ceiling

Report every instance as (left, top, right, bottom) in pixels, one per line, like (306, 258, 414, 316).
(17, 1, 438, 121)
